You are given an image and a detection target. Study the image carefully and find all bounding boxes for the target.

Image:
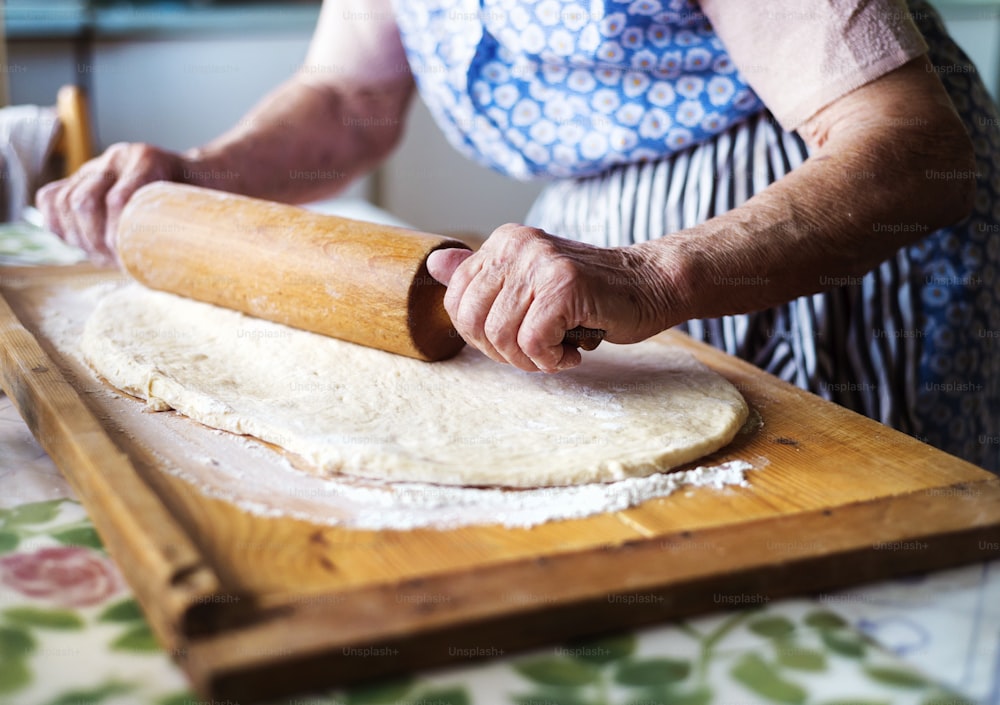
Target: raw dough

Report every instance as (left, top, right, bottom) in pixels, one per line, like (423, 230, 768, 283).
(81, 283, 749, 487)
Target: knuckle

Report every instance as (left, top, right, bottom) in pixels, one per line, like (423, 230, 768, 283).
(105, 187, 131, 211)
(483, 317, 510, 348)
(37, 180, 56, 197)
(492, 222, 524, 238)
(481, 260, 508, 284)
(103, 142, 132, 161)
(36, 182, 59, 207)
(108, 141, 139, 154)
(106, 142, 160, 170)
(79, 165, 115, 187)
(68, 189, 99, 213)
(517, 327, 547, 359)
(131, 142, 160, 163)
(455, 306, 482, 334)
(490, 223, 544, 249)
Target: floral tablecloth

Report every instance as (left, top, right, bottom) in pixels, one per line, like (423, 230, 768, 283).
(1, 217, 999, 705)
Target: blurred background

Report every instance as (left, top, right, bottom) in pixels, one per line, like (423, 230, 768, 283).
(2, 0, 998, 238)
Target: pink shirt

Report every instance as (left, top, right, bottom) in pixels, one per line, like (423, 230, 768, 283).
(700, 0, 929, 129)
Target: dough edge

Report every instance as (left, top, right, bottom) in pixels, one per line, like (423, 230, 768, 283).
(81, 284, 750, 487)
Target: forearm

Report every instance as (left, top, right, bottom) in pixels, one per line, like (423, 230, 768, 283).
(35, 0, 414, 260)
(180, 71, 414, 203)
(637, 66, 976, 325)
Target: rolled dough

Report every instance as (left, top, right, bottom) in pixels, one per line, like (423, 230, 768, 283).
(81, 283, 749, 487)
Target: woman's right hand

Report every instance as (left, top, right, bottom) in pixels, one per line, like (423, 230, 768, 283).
(36, 142, 188, 265)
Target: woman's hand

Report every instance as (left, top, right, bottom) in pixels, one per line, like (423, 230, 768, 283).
(36, 143, 187, 265)
(36, 0, 414, 267)
(427, 223, 681, 373)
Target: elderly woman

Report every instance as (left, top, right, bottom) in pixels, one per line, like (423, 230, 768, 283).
(38, 0, 998, 472)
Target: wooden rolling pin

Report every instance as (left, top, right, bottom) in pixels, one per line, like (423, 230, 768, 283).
(117, 183, 604, 362)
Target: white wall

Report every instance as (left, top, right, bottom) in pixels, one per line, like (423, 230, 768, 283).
(7, 30, 369, 199)
(6, 40, 78, 107)
(89, 35, 302, 152)
(378, 98, 546, 238)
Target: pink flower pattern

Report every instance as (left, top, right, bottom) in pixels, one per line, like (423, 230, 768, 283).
(0, 546, 122, 607)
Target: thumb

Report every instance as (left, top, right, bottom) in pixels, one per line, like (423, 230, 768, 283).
(427, 248, 474, 286)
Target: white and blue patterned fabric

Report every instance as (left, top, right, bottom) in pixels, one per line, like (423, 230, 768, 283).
(526, 0, 1000, 472)
(391, 0, 764, 180)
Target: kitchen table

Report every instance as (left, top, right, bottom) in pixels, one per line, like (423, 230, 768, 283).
(1, 208, 997, 705)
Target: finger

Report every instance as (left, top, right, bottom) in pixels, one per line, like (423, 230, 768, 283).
(519, 303, 582, 373)
(103, 181, 141, 262)
(103, 150, 163, 260)
(440, 251, 482, 327)
(51, 178, 87, 251)
(444, 252, 483, 312)
(483, 285, 538, 371)
(454, 267, 508, 363)
(426, 248, 474, 286)
(66, 169, 117, 258)
(35, 180, 70, 239)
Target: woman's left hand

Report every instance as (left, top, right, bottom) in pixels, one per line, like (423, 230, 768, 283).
(426, 223, 678, 372)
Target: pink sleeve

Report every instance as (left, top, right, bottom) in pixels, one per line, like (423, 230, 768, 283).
(698, 0, 929, 130)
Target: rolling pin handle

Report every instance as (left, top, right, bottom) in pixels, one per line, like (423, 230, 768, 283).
(563, 326, 606, 351)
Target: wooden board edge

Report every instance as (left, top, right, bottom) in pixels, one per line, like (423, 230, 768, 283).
(659, 329, 989, 467)
(177, 476, 1000, 701)
(4, 263, 997, 700)
(0, 288, 226, 652)
(197, 526, 998, 703)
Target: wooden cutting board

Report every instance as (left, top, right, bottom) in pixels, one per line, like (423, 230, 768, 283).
(1, 263, 998, 703)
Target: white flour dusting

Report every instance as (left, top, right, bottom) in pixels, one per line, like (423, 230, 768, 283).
(36, 281, 763, 530)
(187, 435, 758, 530)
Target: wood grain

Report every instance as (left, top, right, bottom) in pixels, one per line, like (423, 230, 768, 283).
(1, 263, 998, 702)
(117, 183, 470, 361)
(0, 270, 222, 652)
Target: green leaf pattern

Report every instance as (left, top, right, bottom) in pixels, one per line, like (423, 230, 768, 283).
(2, 607, 85, 630)
(730, 653, 808, 704)
(2, 500, 64, 527)
(614, 658, 690, 686)
(97, 598, 144, 624)
(0, 658, 31, 695)
(110, 623, 161, 653)
(0, 498, 976, 705)
(503, 604, 959, 705)
(0, 499, 99, 556)
(51, 526, 104, 550)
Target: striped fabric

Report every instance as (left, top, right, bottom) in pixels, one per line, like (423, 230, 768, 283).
(526, 0, 1000, 472)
